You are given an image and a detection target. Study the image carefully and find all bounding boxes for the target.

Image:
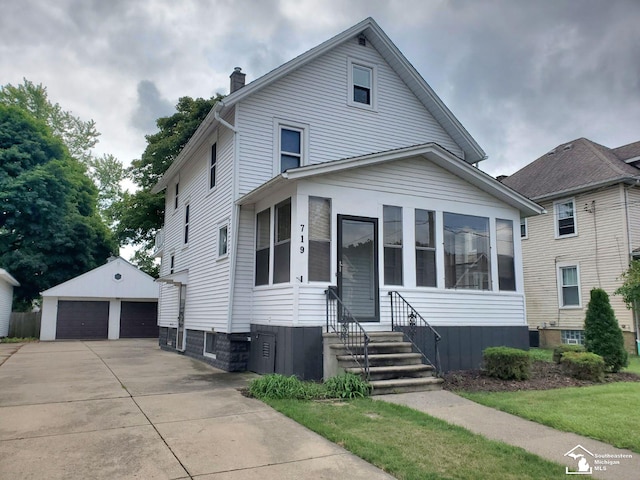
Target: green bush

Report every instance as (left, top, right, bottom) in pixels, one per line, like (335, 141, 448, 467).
(552, 344, 586, 364)
(248, 373, 371, 400)
(483, 346, 531, 380)
(584, 288, 629, 372)
(324, 373, 372, 399)
(561, 351, 605, 382)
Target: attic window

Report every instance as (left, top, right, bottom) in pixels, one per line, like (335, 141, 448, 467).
(114, 273, 122, 281)
(347, 58, 377, 111)
(357, 34, 366, 46)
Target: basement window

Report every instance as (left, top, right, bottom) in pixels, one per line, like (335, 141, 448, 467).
(204, 332, 217, 359)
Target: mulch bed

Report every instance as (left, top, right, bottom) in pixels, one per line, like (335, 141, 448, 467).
(442, 361, 640, 393)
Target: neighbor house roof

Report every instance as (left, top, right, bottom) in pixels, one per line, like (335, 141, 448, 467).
(152, 17, 486, 194)
(501, 138, 640, 202)
(237, 142, 544, 217)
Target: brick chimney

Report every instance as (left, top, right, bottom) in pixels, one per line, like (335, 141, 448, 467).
(230, 67, 246, 93)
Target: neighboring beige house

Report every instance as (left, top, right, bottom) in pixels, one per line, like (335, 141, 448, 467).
(502, 138, 640, 354)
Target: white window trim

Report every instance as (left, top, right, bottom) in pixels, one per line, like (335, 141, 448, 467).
(554, 198, 578, 239)
(183, 198, 191, 249)
(520, 218, 528, 240)
(217, 220, 229, 260)
(203, 331, 217, 359)
(273, 119, 309, 176)
(173, 181, 180, 214)
(347, 57, 378, 111)
(557, 263, 582, 309)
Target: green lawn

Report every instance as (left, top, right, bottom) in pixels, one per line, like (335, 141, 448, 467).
(461, 382, 640, 453)
(624, 354, 640, 374)
(266, 398, 564, 480)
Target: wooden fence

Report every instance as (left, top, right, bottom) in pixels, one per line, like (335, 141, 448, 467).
(9, 312, 41, 338)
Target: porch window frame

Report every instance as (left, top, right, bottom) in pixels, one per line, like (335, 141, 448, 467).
(273, 198, 292, 284)
(383, 205, 403, 286)
(308, 196, 332, 282)
(496, 218, 516, 291)
(415, 208, 437, 288)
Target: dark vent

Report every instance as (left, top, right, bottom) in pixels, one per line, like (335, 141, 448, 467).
(563, 144, 573, 151)
(262, 341, 270, 357)
(358, 34, 366, 46)
(547, 150, 556, 156)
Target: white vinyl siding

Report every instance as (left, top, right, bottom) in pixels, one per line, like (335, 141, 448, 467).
(236, 40, 463, 196)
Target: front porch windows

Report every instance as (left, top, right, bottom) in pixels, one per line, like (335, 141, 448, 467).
(383, 205, 403, 285)
(415, 209, 436, 287)
(255, 208, 270, 286)
(274, 199, 291, 283)
(444, 213, 490, 290)
(309, 197, 331, 282)
(496, 219, 516, 291)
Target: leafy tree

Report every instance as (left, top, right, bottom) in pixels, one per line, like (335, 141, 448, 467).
(583, 288, 628, 372)
(615, 259, 640, 310)
(116, 94, 223, 273)
(0, 79, 124, 226)
(0, 105, 116, 309)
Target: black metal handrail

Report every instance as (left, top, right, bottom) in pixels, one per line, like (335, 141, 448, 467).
(325, 287, 370, 380)
(388, 291, 441, 375)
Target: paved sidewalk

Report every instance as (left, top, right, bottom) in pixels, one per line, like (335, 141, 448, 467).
(0, 340, 394, 480)
(375, 390, 638, 480)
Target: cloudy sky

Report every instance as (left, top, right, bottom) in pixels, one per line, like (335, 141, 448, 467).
(2, 0, 639, 178)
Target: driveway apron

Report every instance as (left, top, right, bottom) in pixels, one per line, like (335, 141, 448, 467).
(0, 339, 393, 480)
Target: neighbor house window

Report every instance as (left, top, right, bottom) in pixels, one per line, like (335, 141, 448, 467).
(415, 209, 436, 287)
(255, 209, 270, 286)
(555, 199, 576, 237)
(520, 218, 528, 238)
(184, 204, 190, 244)
(561, 330, 584, 345)
(204, 332, 217, 358)
(170, 255, 175, 274)
(218, 224, 228, 257)
(559, 265, 580, 307)
(308, 197, 331, 282)
(497, 219, 516, 291)
(210, 143, 217, 189)
(444, 213, 490, 290)
(174, 182, 179, 210)
(280, 127, 302, 173)
(383, 206, 403, 285)
(273, 199, 291, 283)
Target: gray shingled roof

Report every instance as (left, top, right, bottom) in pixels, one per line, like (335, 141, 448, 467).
(501, 138, 640, 201)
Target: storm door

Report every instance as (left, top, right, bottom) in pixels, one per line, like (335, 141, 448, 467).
(337, 215, 379, 322)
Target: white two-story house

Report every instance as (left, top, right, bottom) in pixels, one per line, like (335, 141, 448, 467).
(151, 17, 543, 379)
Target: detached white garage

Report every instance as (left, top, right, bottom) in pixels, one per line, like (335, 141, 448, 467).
(0, 269, 20, 337)
(40, 257, 159, 340)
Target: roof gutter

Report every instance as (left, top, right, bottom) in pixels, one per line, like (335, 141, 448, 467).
(213, 100, 237, 133)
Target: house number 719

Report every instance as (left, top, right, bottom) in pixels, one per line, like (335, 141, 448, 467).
(300, 224, 305, 253)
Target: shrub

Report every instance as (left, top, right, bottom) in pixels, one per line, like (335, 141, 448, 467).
(483, 346, 531, 380)
(561, 351, 605, 382)
(248, 374, 311, 400)
(584, 288, 629, 372)
(552, 344, 586, 364)
(324, 373, 372, 399)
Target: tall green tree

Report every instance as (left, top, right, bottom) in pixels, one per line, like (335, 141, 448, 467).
(584, 288, 628, 372)
(116, 94, 223, 274)
(0, 105, 116, 309)
(0, 79, 124, 226)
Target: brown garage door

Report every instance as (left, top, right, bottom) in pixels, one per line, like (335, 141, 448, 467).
(119, 301, 158, 338)
(56, 301, 109, 339)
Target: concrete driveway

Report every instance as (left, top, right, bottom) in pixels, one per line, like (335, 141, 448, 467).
(0, 340, 394, 479)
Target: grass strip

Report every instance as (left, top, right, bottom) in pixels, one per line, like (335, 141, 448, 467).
(461, 382, 640, 453)
(266, 397, 564, 480)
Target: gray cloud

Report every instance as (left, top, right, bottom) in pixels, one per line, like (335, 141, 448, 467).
(131, 80, 174, 133)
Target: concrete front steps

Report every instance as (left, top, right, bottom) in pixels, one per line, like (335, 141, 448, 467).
(328, 331, 443, 395)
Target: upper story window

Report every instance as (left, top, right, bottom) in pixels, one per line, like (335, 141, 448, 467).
(383, 205, 403, 286)
(415, 209, 436, 287)
(280, 127, 302, 173)
(555, 199, 576, 238)
(210, 143, 217, 189)
(347, 58, 377, 110)
(170, 254, 175, 274)
(184, 204, 190, 245)
(444, 213, 490, 290)
(174, 182, 179, 210)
